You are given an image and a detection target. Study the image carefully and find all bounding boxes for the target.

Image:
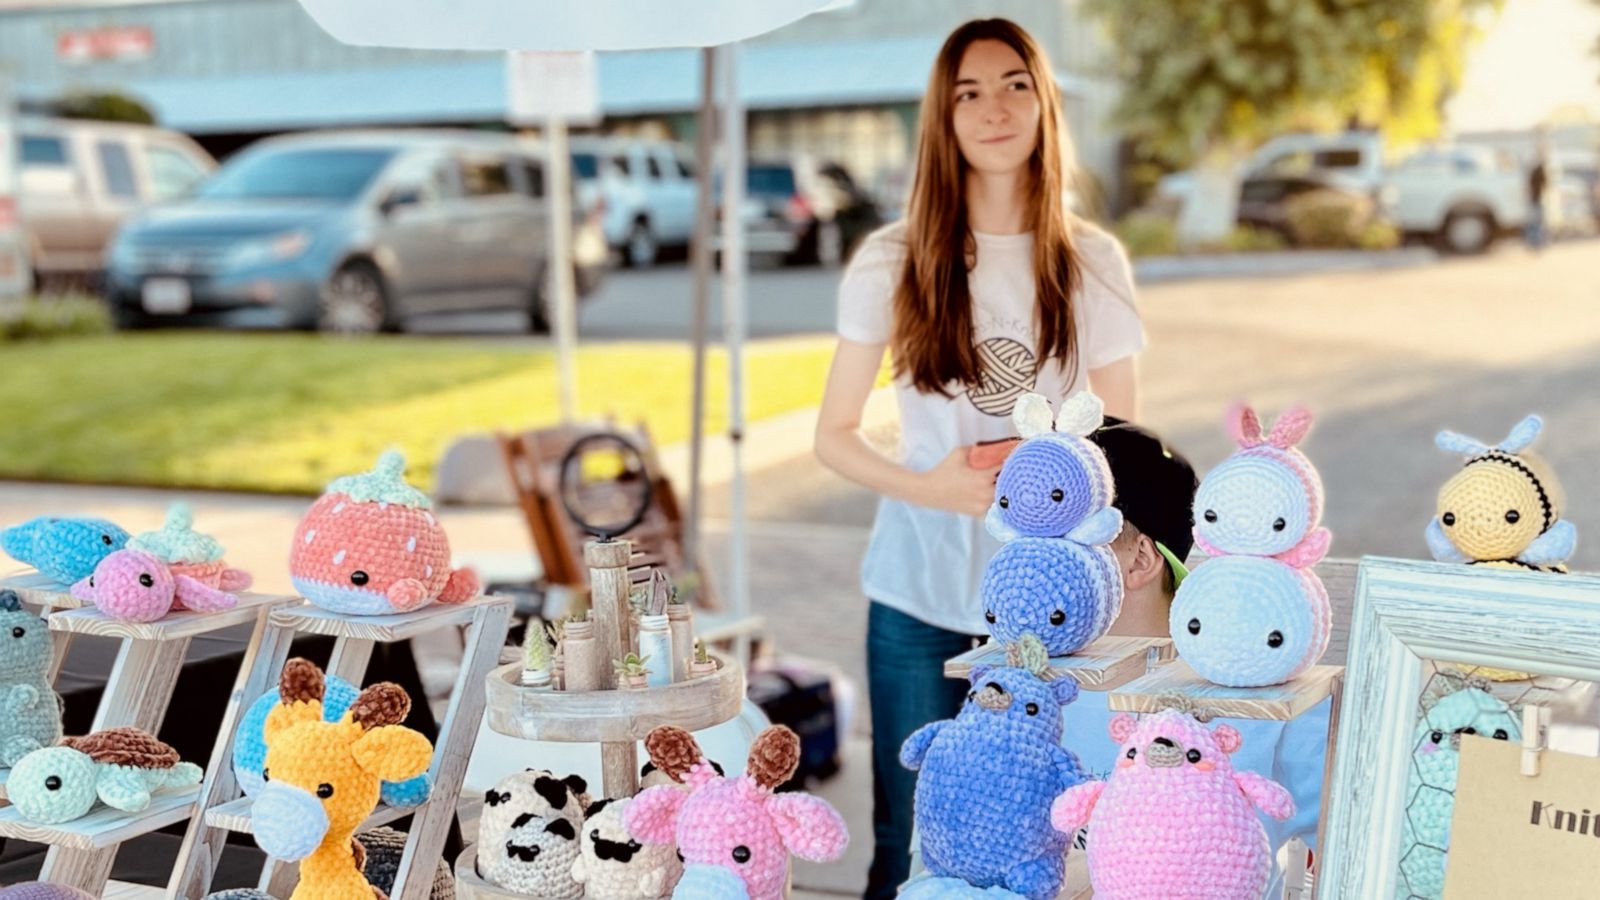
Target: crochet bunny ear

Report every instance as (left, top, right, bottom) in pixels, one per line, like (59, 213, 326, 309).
(1226, 403, 1265, 448)
(1266, 406, 1314, 450)
(1054, 391, 1105, 438)
(1497, 414, 1543, 453)
(1012, 393, 1056, 439)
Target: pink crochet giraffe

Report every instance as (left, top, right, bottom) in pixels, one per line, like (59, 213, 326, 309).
(1051, 704, 1293, 900)
(624, 725, 848, 900)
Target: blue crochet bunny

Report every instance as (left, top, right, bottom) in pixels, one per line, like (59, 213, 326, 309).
(981, 392, 1123, 656)
(0, 590, 62, 766)
(1, 516, 129, 585)
(900, 636, 1087, 900)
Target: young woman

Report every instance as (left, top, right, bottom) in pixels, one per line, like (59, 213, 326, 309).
(812, 18, 1146, 896)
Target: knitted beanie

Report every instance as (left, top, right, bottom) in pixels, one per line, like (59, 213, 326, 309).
(1170, 555, 1331, 688)
(1192, 404, 1327, 561)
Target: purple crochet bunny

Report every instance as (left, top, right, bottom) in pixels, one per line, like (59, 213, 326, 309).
(982, 392, 1124, 656)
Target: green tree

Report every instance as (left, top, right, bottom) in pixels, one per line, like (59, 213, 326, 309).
(54, 91, 156, 125)
(1089, 0, 1499, 242)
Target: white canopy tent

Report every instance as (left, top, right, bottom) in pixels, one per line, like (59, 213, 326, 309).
(292, 0, 846, 646)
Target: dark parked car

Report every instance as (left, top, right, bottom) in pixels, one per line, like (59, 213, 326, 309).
(719, 155, 883, 267)
(1236, 172, 1371, 244)
(104, 130, 607, 333)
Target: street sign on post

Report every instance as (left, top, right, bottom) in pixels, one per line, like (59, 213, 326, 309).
(0, 77, 30, 302)
(507, 51, 598, 423)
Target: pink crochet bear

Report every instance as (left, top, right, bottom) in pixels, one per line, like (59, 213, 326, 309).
(1050, 704, 1294, 900)
(624, 725, 848, 900)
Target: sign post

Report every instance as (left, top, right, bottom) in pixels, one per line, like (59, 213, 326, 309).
(0, 76, 29, 303)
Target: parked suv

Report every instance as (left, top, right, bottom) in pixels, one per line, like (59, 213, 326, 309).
(18, 116, 216, 284)
(722, 155, 883, 267)
(104, 130, 607, 333)
(570, 136, 697, 267)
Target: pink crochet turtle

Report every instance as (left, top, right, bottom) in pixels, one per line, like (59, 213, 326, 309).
(1051, 703, 1293, 900)
(70, 504, 249, 623)
(624, 725, 848, 900)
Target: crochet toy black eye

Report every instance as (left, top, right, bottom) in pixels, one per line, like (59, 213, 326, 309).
(677, 849, 685, 862)
(1050, 488, 1064, 502)
(732, 845, 751, 864)
(1442, 512, 1456, 527)
(11, 627, 23, 638)
(998, 496, 1009, 509)
(1267, 631, 1284, 648)
(88, 577, 94, 588)
(316, 783, 334, 799)
(1125, 747, 1136, 759)
(45, 776, 61, 791)
(1025, 702, 1039, 716)
(1187, 618, 1201, 635)
(350, 571, 370, 586)
(263, 768, 270, 781)
(984, 610, 996, 624)
(1186, 749, 1203, 764)
(1457, 727, 1476, 735)
(1203, 510, 1217, 523)
(1430, 730, 1444, 744)
(592, 829, 600, 840)
(1049, 610, 1065, 626)
(1272, 517, 1286, 532)
(1494, 729, 1509, 740)
(1506, 509, 1521, 524)
(138, 573, 154, 588)
(967, 691, 976, 701)
(101, 534, 113, 545)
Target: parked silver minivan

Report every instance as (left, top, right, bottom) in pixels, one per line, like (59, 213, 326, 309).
(104, 129, 607, 333)
(18, 116, 216, 283)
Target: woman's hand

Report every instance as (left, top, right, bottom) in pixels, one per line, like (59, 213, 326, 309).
(918, 446, 1001, 517)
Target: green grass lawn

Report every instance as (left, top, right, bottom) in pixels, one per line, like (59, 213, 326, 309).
(1, 332, 844, 494)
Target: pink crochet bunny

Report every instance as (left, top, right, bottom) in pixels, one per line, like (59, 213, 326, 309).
(1194, 403, 1330, 568)
(1051, 705, 1293, 900)
(624, 725, 848, 900)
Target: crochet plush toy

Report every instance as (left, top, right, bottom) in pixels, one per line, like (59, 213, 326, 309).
(896, 876, 1026, 899)
(250, 658, 434, 900)
(0, 589, 63, 766)
(204, 827, 456, 900)
(572, 796, 684, 899)
(899, 635, 1088, 899)
(982, 392, 1124, 656)
(71, 505, 250, 622)
(1398, 679, 1520, 900)
(1428, 414, 1576, 572)
(625, 724, 849, 900)
(233, 671, 432, 810)
(1051, 699, 1294, 900)
(1, 515, 129, 585)
(290, 451, 479, 615)
(0, 885, 98, 900)
(1172, 404, 1332, 687)
(477, 768, 590, 897)
(8, 726, 203, 824)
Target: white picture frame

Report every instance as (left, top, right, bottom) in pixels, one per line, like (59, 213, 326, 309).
(1319, 556, 1600, 897)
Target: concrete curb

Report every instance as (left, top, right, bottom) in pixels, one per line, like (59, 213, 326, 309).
(1134, 247, 1438, 284)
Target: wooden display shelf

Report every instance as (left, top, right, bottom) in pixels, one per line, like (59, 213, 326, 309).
(1108, 660, 1343, 721)
(269, 598, 487, 642)
(943, 636, 1172, 691)
(47, 592, 298, 641)
(0, 785, 200, 850)
(483, 656, 744, 744)
(203, 794, 411, 835)
(0, 570, 90, 609)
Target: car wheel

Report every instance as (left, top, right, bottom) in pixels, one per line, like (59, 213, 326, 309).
(626, 220, 658, 268)
(318, 262, 392, 335)
(1439, 208, 1495, 255)
(527, 265, 552, 334)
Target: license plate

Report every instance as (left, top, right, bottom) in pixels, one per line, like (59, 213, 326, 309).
(141, 278, 191, 315)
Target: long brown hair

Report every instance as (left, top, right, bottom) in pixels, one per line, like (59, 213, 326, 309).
(892, 18, 1082, 396)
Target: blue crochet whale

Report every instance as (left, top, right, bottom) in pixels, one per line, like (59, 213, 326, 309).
(1, 516, 129, 585)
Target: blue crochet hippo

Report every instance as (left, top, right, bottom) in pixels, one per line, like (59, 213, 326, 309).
(900, 652, 1087, 900)
(0, 590, 63, 766)
(1, 516, 129, 585)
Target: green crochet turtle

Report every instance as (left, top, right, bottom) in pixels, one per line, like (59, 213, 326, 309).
(8, 726, 203, 824)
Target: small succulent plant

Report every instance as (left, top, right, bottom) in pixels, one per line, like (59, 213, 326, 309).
(613, 652, 651, 680)
(694, 638, 712, 665)
(522, 623, 552, 672)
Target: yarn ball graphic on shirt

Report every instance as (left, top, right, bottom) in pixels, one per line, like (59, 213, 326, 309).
(968, 337, 1038, 417)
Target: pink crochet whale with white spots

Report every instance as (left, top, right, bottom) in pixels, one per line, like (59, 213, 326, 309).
(289, 452, 478, 615)
(1051, 706, 1293, 900)
(624, 725, 848, 900)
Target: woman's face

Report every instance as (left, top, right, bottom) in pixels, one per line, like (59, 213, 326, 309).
(951, 39, 1041, 177)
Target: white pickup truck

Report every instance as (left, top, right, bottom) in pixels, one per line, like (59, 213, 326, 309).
(1157, 131, 1530, 254)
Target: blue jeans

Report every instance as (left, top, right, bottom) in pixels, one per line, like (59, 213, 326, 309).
(864, 602, 977, 898)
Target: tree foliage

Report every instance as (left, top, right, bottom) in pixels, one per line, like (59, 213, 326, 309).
(53, 91, 156, 125)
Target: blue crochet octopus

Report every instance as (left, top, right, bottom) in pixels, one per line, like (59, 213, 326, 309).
(900, 637, 1087, 900)
(983, 392, 1123, 656)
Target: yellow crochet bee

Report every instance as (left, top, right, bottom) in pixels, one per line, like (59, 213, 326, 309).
(1428, 414, 1577, 573)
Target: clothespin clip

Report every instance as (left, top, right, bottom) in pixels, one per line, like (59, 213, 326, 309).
(1521, 703, 1551, 777)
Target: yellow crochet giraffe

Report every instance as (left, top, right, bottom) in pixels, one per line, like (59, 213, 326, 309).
(251, 658, 434, 900)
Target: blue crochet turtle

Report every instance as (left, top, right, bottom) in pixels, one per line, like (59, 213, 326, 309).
(233, 670, 432, 809)
(982, 393, 1124, 656)
(0, 590, 63, 766)
(900, 635, 1087, 900)
(1, 515, 129, 585)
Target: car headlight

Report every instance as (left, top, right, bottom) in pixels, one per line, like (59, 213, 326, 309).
(227, 231, 310, 269)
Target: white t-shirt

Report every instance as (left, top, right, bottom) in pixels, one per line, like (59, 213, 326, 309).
(836, 220, 1146, 633)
